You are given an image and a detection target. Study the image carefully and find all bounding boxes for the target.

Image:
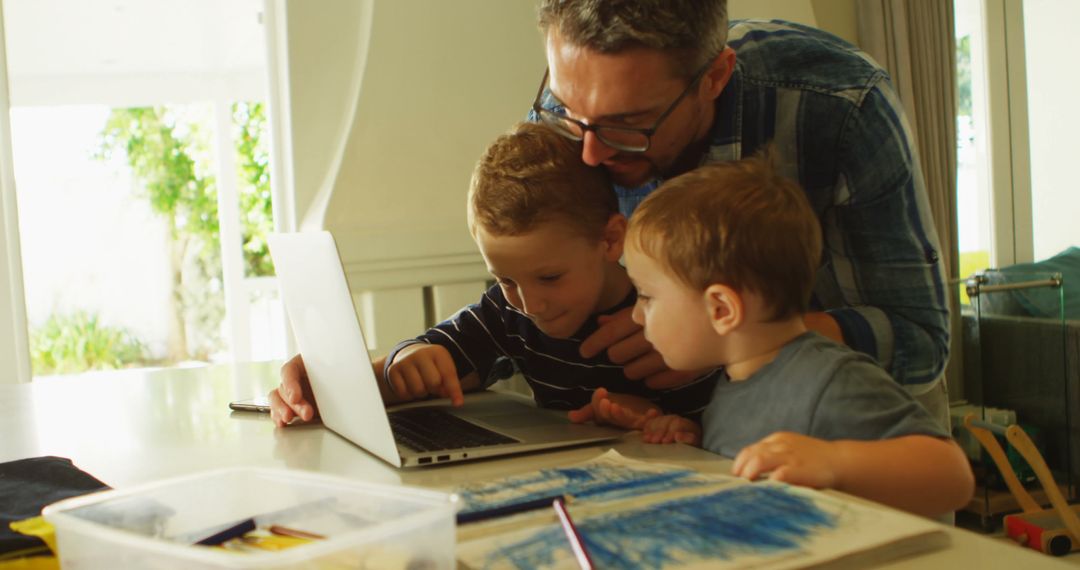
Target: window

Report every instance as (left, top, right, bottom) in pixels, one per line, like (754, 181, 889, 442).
(954, 0, 992, 291)
(3, 1, 287, 378)
(954, 0, 1078, 288)
(1021, 0, 1077, 261)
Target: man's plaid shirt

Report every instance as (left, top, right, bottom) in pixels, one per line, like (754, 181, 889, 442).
(537, 19, 949, 386)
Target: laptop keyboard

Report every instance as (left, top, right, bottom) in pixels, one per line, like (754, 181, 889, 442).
(388, 408, 519, 452)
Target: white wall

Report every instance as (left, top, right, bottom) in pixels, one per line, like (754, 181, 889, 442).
(272, 1, 546, 352)
(271, 0, 842, 352)
(809, 0, 856, 45)
(278, 1, 836, 266)
(731, 0, 815, 26)
(277, 1, 543, 268)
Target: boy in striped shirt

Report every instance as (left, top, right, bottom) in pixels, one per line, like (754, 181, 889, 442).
(271, 122, 717, 428)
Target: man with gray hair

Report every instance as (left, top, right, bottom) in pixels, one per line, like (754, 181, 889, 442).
(532, 0, 951, 428)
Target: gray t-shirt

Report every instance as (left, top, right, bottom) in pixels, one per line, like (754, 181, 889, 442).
(701, 332, 950, 458)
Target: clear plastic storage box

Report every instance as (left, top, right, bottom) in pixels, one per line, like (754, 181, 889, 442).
(42, 467, 458, 569)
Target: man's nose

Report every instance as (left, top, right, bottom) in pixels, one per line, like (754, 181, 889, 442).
(581, 130, 618, 167)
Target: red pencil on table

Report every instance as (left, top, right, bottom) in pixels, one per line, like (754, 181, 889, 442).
(553, 497, 594, 570)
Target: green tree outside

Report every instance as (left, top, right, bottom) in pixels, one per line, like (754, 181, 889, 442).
(28, 102, 274, 375)
(957, 35, 972, 118)
(96, 106, 224, 362)
(233, 101, 275, 277)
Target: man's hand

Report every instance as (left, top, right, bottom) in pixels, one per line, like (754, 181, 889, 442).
(269, 354, 319, 427)
(804, 312, 844, 345)
(641, 414, 702, 445)
(580, 308, 703, 389)
(385, 344, 464, 406)
(732, 432, 839, 489)
(567, 387, 660, 429)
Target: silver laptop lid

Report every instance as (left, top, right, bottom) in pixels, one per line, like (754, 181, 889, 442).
(268, 231, 403, 467)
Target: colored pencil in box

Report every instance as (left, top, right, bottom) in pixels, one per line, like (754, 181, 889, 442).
(195, 518, 256, 546)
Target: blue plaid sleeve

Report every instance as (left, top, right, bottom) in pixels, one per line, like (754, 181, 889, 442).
(823, 77, 950, 386)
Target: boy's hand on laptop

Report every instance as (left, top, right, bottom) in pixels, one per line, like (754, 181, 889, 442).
(641, 414, 702, 445)
(580, 309, 706, 390)
(732, 432, 839, 489)
(385, 344, 465, 406)
(568, 388, 660, 429)
(270, 354, 320, 427)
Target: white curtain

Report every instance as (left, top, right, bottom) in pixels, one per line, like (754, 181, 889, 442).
(0, 6, 30, 384)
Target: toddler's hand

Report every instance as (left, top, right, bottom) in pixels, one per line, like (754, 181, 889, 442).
(732, 432, 839, 489)
(567, 387, 659, 429)
(385, 344, 464, 406)
(641, 414, 702, 445)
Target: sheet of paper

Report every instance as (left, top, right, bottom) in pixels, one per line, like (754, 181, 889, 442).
(456, 450, 947, 569)
(455, 449, 728, 515)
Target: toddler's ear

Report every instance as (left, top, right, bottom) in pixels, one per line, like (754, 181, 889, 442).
(704, 283, 743, 335)
(602, 214, 628, 261)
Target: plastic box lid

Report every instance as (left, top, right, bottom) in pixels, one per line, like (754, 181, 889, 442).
(42, 467, 459, 569)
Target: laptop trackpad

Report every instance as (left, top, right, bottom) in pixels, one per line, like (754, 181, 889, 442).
(477, 411, 566, 430)
(454, 400, 566, 429)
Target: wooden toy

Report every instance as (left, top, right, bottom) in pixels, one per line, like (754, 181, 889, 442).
(964, 413, 1080, 556)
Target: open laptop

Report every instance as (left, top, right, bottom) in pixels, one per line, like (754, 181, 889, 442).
(268, 231, 624, 468)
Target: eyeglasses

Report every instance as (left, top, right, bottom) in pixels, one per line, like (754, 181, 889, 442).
(531, 62, 711, 153)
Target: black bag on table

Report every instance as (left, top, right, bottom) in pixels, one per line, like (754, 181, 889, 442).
(0, 456, 108, 560)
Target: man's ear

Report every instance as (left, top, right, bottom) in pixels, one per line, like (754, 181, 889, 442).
(601, 214, 628, 262)
(704, 283, 743, 335)
(702, 47, 736, 100)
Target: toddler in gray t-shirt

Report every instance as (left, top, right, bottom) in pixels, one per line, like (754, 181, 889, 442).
(605, 151, 973, 519)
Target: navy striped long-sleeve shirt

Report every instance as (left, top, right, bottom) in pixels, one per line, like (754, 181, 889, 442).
(386, 285, 719, 417)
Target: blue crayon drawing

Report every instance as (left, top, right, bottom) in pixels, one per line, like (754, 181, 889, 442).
(456, 461, 712, 517)
(482, 485, 837, 569)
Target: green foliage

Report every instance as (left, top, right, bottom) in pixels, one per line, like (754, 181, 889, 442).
(96, 107, 220, 243)
(90, 102, 275, 364)
(96, 106, 225, 361)
(957, 35, 972, 117)
(30, 311, 149, 375)
(232, 102, 275, 277)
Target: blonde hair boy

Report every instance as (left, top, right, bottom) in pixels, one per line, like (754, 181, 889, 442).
(269, 123, 719, 427)
(469, 120, 615, 241)
(380, 122, 717, 422)
(620, 153, 973, 518)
